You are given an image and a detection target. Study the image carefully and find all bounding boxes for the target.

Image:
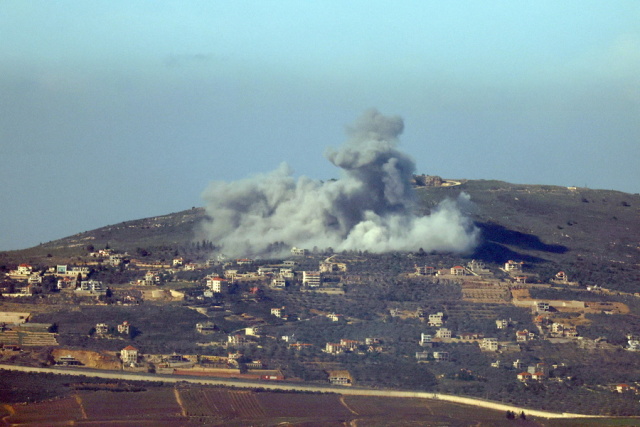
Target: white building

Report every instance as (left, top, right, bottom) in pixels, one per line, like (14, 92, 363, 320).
(17, 264, 33, 275)
(271, 307, 285, 318)
(143, 271, 161, 286)
(327, 313, 343, 322)
(415, 265, 436, 276)
(80, 280, 104, 292)
(196, 321, 216, 334)
(420, 333, 433, 347)
(302, 271, 322, 287)
(435, 328, 452, 339)
(280, 268, 295, 279)
(206, 276, 228, 293)
(246, 326, 261, 336)
(433, 351, 449, 361)
(95, 323, 109, 334)
(428, 312, 444, 327)
(109, 254, 124, 267)
(496, 319, 509, 329)
(271, 276, 287, 288)
(480, 338, 499, 351)
(505, 260, 524, 272)
(120, 345, 138, 365)
(117, 321, 131, 335)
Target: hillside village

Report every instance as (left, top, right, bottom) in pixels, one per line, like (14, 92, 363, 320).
(3, 239, 640, 415)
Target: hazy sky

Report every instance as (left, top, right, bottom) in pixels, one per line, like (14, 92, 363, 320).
(1, 1, 639, 251)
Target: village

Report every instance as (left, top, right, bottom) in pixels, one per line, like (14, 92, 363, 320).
(2, 245, 640, 402)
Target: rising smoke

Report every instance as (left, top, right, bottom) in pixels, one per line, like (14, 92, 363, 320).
(200, 109, 479, 257)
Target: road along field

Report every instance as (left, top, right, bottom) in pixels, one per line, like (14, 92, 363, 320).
(5, 383, 638, 426)
(0, 363, 618, 422)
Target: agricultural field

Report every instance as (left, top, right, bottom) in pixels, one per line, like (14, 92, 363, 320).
(1, 384, 525, 426)
(78, 387, 182, 423)
(176, 387, 266, 423)
(2, 396, 84, 425)
(4, 378, 640, 425)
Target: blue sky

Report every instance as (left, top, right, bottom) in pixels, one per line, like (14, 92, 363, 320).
(1, 1, 639, 251)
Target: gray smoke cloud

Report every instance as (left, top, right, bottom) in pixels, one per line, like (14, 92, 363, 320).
(200, 109, 479, 257)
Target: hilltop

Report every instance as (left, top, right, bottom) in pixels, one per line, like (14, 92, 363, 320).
(3, 178, 638, 272)
(420, 179, 640, 264)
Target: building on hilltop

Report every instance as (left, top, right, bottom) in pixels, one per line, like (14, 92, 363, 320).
(291, 247, 307, 256)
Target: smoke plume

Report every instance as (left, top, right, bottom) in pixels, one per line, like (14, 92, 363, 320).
(200, 109, 479, 257)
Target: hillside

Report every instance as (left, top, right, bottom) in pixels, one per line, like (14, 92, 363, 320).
(419, 180, 640, 264)
(2, 179, 639, 282)
(0, 207, 206, 263)
(3, 179, 640, 417)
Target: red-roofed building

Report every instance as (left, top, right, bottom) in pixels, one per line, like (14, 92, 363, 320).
(340, 339, 360, 350)
(517, 372, 532, 382)
(617, 384, 633, 393)
(120, 345, 138, 365)
(17, 264, 33, 275)
(450, 266, 466, 276)
(531, 372, 545, 381)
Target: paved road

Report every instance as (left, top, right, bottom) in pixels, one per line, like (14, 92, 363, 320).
(0, 363, 606, 419)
